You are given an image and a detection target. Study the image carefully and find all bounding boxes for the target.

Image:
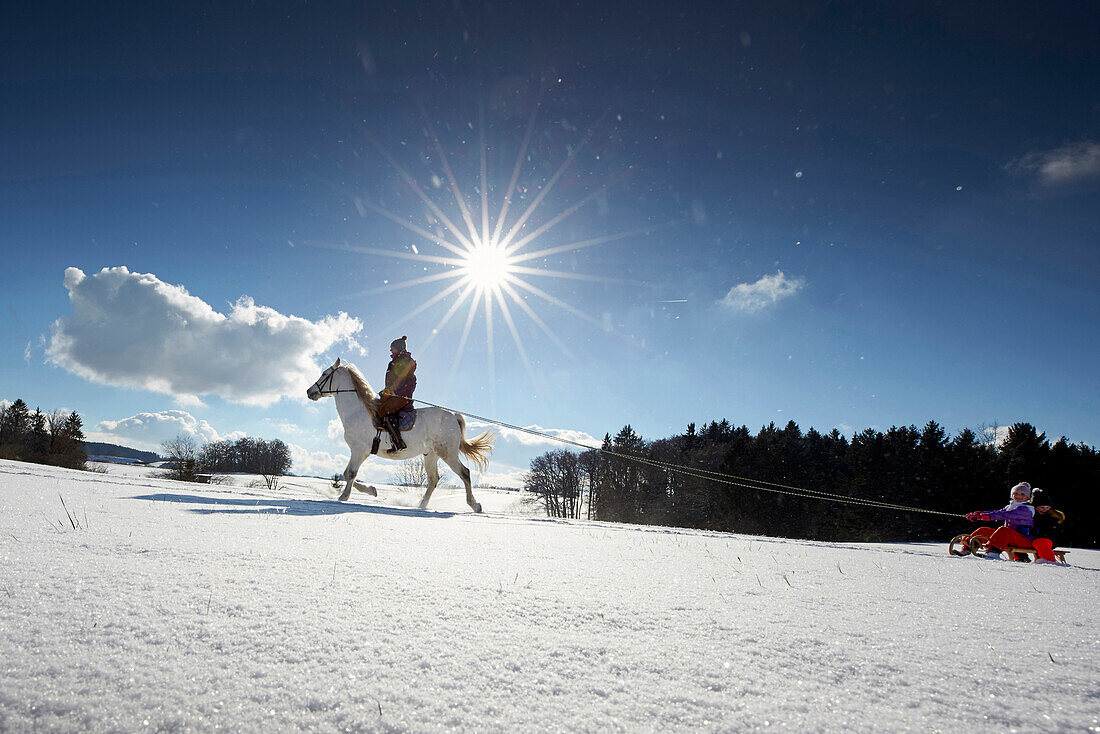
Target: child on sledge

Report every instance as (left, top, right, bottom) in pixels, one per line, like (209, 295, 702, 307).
(1030, 489, 1067, 565)
(964, 481, 1058, 563)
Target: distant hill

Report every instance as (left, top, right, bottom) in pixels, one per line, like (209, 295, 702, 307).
(84, 442, 162, 463)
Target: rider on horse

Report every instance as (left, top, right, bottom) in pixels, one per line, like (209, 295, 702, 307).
(379, 336, 416, 453)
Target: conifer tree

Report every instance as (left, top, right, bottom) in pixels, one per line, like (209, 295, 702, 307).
(1, 398, 30, 451)
(25, 408, 50, 458)
(55, 412, 87, 468)
(62, 411, 85, 444)
(1000, 422, 1048, 483)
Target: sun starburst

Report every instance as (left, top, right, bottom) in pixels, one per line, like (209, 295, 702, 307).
(319, 98, 651, 399)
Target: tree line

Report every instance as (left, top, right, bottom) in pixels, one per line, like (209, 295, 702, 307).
(0, 398, 87, 469)
(1, 397, 294, 490)
(160, 434, 292, 489)
(524, 420, 1100, 548)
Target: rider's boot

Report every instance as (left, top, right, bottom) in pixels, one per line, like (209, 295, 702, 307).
(384, 414, 406, 453)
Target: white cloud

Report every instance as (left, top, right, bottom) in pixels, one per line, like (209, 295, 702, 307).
(476, 466, 528, 488)
(89, 410, 222, 452)
(264, 419, 303, 435)
(288, 443, 349, 479)
(718, 270, 805, 313)
(327, 418, 345, 442)
(47, 267, 364, 406)
(466, 421, 600, 449)
(1010, 140, 1100, 187)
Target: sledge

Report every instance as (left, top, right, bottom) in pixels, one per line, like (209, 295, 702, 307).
(948, 533, 1068, 564)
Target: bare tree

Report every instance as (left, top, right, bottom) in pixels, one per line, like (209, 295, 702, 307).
(46, 410, 67, 453)
(524, 450, 586, 519)
(161, 434, 199, 482)
(255, 438, 292, 490)
(974, 421, 1004, 449)
(395, 457, 427, 490)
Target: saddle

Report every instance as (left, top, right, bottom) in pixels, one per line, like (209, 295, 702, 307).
(372, 406, 416, 433)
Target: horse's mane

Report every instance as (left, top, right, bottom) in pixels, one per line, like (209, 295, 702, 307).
(340, 362, 379, 418)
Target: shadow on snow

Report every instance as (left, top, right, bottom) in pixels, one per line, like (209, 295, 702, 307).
(129, 493, 457, 519)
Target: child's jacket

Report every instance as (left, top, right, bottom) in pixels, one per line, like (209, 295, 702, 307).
(984, 501, 1036, 536)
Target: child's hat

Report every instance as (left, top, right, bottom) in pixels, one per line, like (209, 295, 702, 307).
(1010, 481, 1032, 499)
(390, 335, 408, 352)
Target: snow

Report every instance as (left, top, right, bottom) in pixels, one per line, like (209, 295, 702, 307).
(1, 459, 1098, 732)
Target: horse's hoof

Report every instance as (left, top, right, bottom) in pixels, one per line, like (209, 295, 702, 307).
(338, 491, 350, 502)
(473, 503, 483, 514)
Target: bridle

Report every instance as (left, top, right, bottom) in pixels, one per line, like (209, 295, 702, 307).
(310, 366, 356, 397)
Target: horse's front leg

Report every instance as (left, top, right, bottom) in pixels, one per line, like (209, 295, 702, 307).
(339, 448, 369, 502)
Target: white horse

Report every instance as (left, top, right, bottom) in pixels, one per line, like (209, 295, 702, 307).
(306, 358, 494, 512)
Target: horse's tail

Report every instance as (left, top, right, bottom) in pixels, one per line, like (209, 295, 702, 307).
(457, 413, 495, 470)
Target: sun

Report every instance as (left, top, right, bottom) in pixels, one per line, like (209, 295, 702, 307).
(461, 241, 513, 290)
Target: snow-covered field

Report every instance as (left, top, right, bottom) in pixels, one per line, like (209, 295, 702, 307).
(1, 459, 1097, 733)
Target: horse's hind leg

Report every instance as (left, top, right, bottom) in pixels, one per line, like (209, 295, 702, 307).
(418, 453, 440, 510)
(339, 448, 368, 502)
(441, 453, 482, 513)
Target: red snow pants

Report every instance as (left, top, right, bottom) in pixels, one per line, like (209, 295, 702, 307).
(970, 526, 1057, 562)
(1031, 537, 1057, 563)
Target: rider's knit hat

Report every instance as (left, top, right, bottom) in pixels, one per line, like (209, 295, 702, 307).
(1010, 481, 1032, 500)
(390, 335, 408, 353)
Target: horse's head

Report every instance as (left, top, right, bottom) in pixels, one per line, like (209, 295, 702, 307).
(306, 358, 342, 401)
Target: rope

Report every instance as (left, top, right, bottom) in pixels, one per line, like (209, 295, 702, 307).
(410, 397, 965, 519)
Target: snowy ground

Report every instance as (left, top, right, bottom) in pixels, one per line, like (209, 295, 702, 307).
(1, 459, 1097, 733)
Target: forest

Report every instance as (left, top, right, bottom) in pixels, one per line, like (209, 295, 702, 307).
(0, 398, 87, 470)
(524, 420, 1099, 548)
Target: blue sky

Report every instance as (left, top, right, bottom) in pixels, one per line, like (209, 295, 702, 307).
(2, 1, 1098, 484)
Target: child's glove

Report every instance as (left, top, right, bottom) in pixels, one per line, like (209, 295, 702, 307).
(966, 511, 990, 522)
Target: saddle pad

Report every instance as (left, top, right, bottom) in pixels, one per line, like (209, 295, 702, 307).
(372, 408, 416, 432)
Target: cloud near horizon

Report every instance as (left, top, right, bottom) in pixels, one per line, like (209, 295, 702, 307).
(47, 267, 363, 406)
(89, 409, 223, 452)
(718, 270, 805, 313)
(287, 443, 349, 479)
(466, 421, 600, 449)
(476, 465, 528, 488)
(1010, 140, 1100, 187)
